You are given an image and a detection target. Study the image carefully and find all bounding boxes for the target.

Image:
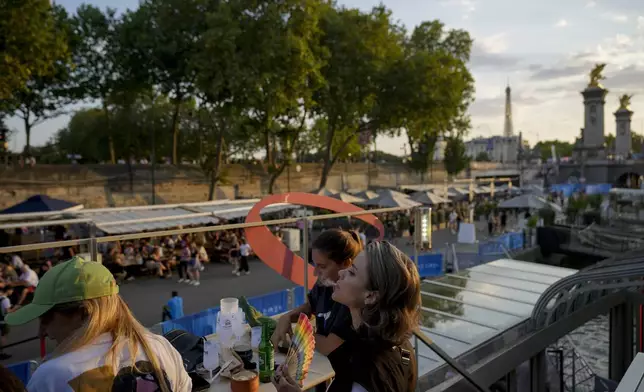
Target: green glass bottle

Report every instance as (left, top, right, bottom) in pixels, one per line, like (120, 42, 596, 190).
(258, 319, 275, 383)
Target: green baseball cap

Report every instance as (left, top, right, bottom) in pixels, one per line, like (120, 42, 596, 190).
(6, 256, 119, 326)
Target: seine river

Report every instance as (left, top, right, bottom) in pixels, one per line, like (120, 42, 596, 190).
(567, 315, 610, 379)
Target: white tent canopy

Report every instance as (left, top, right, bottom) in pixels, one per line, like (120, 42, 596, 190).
(352, 190, 379, 200)
(331, 192, 366, 204)
(1, 199, 298, 235)
(409, 191, 451, 206)
(313, 188, 339, 197)
(498, 194, 562, 212)
(360, 190, 421, 208)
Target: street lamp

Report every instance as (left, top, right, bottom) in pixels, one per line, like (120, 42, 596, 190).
(414, 207, 432, 250)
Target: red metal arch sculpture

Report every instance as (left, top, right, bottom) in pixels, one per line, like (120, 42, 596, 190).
(244, 192, 385, 290)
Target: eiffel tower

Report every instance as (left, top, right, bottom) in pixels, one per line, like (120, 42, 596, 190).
(503, 83, 514, 137)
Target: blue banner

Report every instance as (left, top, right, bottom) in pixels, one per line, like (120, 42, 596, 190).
(417, 253, 443, 277)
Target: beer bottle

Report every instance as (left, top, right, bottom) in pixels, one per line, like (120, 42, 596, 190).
(258, 319, 275, 383)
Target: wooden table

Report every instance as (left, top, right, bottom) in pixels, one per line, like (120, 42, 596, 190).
(207, 350, 334, 392)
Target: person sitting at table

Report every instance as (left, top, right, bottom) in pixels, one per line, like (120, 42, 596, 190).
(146, 247, 168, 278)
(272, 241, 420, 392)
(272, 229, 362, 360)
(9, 264, 39, 307)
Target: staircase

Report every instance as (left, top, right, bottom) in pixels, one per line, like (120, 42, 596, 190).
(547, 336, 597, 392)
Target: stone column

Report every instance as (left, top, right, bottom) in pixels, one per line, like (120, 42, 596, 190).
(581, 85, 609, 153)
(615, 106, 633, 157)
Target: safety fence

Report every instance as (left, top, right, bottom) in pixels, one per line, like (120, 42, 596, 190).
(447, 231, 526, 270)
(152, 231, 525, 338)
(152, 249, 447, 337)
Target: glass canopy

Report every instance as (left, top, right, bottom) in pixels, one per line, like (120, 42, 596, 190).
(415, 258, 578, 378)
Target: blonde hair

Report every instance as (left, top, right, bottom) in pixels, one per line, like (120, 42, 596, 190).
(46, 294, 170, 392)
(361, 241, 421, 346)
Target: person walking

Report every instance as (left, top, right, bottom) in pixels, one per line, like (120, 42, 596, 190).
(237, 239, 252, 276)
(178, 241, 192, 284)
(188, 243, 201, 286)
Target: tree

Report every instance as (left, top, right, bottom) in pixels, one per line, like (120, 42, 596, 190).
(605, 132, 644, 154)
(475, 151, 490, 161)
(534, 140, 573, 161)
(314, 5, 404, 189)
(120, 0, 209, 164)
(55, 108, 108, 162)
(7, 5, 75, 154)
(0, 0, 70, 102)
(444, 135, 469, 177)
(402, 22, 474, 178)
(234, 0, 325, 194)
(70, 5, 122, 163)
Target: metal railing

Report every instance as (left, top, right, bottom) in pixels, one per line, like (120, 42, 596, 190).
(531, 253, 644, 329)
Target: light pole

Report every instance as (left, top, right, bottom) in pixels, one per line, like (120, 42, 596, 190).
(151, 124, 156, 205)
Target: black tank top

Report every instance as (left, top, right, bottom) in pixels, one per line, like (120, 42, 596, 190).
(327, 331, 415, 392)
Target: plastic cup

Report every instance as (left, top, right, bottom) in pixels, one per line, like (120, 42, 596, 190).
(220, 297, 239, 314)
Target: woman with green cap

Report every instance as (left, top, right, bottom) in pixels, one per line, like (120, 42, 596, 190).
(5, 256, 191, 392)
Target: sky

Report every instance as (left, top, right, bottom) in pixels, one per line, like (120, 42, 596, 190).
(7, 0, 644, 156)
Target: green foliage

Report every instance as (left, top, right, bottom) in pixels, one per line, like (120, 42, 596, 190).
(0, 0, 70, 102)
(534, 140, 574, 161)
(605, 132, 644, 154)
(119, 0, 210, 164)
(313, 5, 405, 188)
(443, 136, 469, 177)
(475, 201, 497, 219)
(538, 207, 555, 226)
(527, 215, 539, 228)
(399, 21, 474, 175)
(475, 151, 490, 162)
(6, 0, 476, 193)
(587, 194, 602, 210)
(4, 4, 76, 153)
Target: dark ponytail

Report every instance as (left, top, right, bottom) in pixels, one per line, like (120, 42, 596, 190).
(312, 229, 363, 265)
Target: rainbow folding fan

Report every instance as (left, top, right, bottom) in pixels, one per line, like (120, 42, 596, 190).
(285, 313, 315, 382)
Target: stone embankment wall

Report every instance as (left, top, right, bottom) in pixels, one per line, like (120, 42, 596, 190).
(0, 162, 504, 209)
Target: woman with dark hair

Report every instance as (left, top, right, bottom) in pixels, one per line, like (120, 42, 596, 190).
(272, 229, 363, 357)
(273, 241, 421, 392)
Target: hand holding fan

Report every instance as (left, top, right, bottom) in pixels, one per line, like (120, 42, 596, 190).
(284, 313, 315, 383)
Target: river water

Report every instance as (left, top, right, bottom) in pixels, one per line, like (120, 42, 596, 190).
(567, 315, 610, 379)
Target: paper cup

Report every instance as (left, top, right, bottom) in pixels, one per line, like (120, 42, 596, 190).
(221, 297, 239, 314)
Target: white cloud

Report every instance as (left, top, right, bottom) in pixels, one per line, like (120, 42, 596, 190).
(440, 0, 476, 19)
(477, 33, 508, 54)
(555, 19, 568, 28)
(586, 1, 596, 8)
(613, 34, 633, 47)
(602, 13, 628, 23)
(638, 16, 644, 30)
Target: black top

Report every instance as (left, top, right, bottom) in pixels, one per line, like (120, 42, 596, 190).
(308, 282, 353, 340)
(326, 328, 415, 392)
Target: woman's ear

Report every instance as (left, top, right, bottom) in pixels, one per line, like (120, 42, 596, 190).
(364, 290, 379, 306)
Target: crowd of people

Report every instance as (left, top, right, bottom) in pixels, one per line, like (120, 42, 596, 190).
(102, 229, 256, 284)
